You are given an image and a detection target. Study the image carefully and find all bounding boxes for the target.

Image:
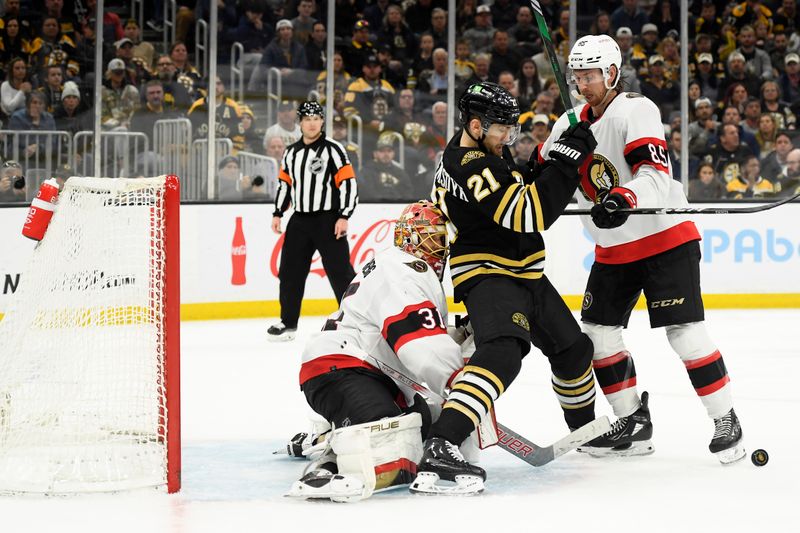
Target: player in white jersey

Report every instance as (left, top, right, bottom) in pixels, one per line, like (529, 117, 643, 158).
(286, 201, 469, 502)
(536, 35, 745, 464)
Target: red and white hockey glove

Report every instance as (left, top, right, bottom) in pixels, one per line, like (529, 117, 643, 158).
(591, 187, 637, 229)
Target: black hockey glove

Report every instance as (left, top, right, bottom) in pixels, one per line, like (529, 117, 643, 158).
(591, 187, 638, 229)
(547, 121, 597, 173)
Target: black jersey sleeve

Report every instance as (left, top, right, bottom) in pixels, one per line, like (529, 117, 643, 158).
(458, 151, 580, 233)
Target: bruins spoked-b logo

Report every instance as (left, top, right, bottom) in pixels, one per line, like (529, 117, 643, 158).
(581, 153, 620, 203)
(511, 312, 530, 332)
(310, 157, 325, 174)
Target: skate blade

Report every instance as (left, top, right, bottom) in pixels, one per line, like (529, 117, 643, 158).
(267, 332, 296, 342)
(578, 439, 655, 458)
(409, 472, 484, 496)
(715, 442, 746, 465)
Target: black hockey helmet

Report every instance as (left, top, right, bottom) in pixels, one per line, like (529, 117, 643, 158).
(458, 82, 520, 144)
(458, 82, 520, 128)
(297, 100, 324, 120)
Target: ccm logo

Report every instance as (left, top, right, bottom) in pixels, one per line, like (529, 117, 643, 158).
(650, 298, 685, 308)
(369, 420, 400, 432)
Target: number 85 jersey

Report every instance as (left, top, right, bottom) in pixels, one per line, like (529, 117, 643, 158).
(538, 92, 700, 264)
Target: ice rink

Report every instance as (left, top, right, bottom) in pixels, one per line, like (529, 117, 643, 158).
(1, 309, 798, 532)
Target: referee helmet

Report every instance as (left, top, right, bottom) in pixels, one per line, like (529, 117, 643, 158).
(297, 100, 324, 120)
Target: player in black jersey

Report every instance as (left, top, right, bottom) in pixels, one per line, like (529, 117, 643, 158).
(410, 82, 598, 495)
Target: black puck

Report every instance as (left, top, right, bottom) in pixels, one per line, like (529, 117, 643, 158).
(751, 449, 769, 466)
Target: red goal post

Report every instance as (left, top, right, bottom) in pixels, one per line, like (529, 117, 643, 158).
(0, 175, 181, 494)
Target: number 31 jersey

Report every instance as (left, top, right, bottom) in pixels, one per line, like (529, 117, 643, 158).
(299, 246, 462, 399)
(539, 92, 700, 264)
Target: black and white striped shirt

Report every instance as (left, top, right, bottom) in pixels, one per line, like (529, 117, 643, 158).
(273, 133, 358, 218)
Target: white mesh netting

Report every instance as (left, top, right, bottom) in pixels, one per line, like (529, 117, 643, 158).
(0, 177, 174, 494)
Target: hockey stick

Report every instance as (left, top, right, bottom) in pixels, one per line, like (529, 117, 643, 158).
(562, 191, 800, 215)
(364, 354, 611, 468)
(530, 0, 577, 126)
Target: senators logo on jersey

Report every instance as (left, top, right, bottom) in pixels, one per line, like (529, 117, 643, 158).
(581, 153, 620, 203)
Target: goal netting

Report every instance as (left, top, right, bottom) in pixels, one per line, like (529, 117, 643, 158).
(0, 176, 181, 494)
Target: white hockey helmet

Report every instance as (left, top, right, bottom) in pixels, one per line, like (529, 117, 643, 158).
(568, 35, 622, 90)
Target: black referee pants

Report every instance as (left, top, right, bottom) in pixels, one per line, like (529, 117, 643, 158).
(279, 211, 356, 327)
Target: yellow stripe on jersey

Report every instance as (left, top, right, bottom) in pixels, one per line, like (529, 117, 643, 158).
(452, 267, 544, 288)
(493, 183, 521, 225)
(450, 250, 545, 267)
(464, 365, 506, 395)
(513, 185, 527, 232)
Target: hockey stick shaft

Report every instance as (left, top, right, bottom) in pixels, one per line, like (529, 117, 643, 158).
(365, 354, 610, 467)
(530, 0, 576, 125)
(562, 191, 800, 215)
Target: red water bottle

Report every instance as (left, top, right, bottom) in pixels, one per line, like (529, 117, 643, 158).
(231, 216, 247, 285)
(22, 178, 60, 241)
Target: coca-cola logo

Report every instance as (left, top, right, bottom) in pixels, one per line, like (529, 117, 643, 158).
(269, 219, 396, 278)
(231, 245, 246, 255)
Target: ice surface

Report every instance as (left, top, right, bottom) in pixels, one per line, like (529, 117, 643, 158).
(1, 310, 797, 532)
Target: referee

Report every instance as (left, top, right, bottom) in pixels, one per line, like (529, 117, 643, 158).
(269, 100, 358, 341)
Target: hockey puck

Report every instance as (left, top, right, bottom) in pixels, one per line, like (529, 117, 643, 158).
(751, 449, 769, 466)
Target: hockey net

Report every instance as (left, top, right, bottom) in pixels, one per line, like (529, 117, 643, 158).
(0, 175, 181, 494)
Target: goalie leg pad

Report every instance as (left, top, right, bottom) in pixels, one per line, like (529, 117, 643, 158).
(332, 412, 424, 499)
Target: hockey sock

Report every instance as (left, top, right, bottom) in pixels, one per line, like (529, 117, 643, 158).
(549, 333, 596, 429)
(666, 323, 733, 418)
(584, 323, 640, 417)
(431, 337, 523, 446)
(592, 351, 640, 417)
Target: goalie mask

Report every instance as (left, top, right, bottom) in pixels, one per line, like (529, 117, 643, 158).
(394, 201, 448, 280)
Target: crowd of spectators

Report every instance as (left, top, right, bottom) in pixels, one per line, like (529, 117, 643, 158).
(0, 0, 798, 204)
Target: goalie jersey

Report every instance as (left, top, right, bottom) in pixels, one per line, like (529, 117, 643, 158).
(299, 246, 462, 399)
(537, 93, 701, 264)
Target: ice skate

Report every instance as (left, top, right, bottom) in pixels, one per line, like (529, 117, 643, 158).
(409, 437, 485, 495)
(709, 408, 745, 465)
(286, 467, 366, 503)
(578, 391, 655, 457)
(267, 321, 296, 342)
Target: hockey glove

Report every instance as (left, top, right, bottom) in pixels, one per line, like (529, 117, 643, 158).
(591, 187, 637, 229)
(547, 121, 597, 174)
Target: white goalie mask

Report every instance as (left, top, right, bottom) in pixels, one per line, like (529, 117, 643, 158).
(568, 35, 622, 91)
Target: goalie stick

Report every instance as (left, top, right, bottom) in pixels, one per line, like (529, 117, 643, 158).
(562, 191, 800, 216)
(530, 0, 577, 126)
(363, 354, 611, 468)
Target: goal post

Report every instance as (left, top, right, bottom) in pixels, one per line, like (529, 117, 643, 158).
(0, 175, 181, 494)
